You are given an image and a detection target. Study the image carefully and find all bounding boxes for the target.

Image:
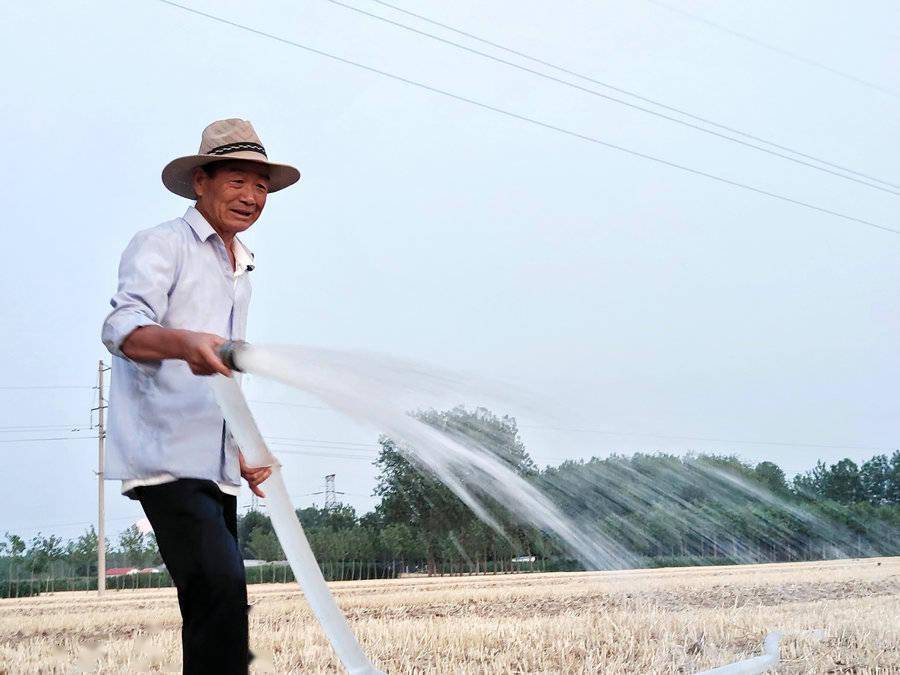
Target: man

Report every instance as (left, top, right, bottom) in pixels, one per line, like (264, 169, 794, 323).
(101, 119, 300, 674)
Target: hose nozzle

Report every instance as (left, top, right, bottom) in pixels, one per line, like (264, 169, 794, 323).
(219, 340, 249, 372)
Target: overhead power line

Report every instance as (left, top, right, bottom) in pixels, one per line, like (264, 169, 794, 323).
(0, 424, 883, 456)
(0, 424, 82, 433)
(267, 420, 870, 453)
(263, 420, 894, 456)
(367, 0, 900, 190)
(153, 0, 899, 236)
(0, 435, 98, 444)
(642, 0, 899, 99)
(273, 447, 376, 461)
(0, 385, 93, 390)
(269, 441, 376, 454)
(5, 514, 142, 535)
(265, 435, 379, 448)
(327, 0, 900, 196)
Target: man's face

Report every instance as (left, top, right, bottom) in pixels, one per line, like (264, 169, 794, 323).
(192, 160, 270, 236)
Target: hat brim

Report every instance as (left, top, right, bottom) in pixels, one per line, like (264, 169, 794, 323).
(161, 150, 301, 199)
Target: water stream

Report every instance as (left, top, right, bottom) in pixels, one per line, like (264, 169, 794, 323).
(213, 342, 888, 673)
(229, 343, 636, 569)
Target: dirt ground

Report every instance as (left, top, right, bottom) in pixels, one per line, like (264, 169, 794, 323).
(0, 557, 897, 673)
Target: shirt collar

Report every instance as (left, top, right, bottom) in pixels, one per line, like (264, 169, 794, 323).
(184, 206, 256, 272)
(183, 205, 217, 242)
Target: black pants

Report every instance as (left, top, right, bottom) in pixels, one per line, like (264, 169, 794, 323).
(135, 479, 249, 675)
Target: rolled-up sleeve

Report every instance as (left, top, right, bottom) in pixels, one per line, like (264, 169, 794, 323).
(102, 229, 177, 358)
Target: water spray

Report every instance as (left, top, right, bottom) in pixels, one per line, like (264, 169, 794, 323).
(214, 340, 832, 673)
(211, 338, 630, 671)
(213, 340, 384, 675)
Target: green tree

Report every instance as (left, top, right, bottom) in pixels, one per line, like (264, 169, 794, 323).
(296, 506, 326, 530)
(754, 461, 788, 494)
(67, 526, 99, 575)
(887, 450, 900, 504)
(248, 528, 284, 561)
(380, 522, 426, 564)
(793, 460, 828, 498)
(143, 533, 162, 567)
(860, 454, 891, 504)
(118, 525, 146, 566)
(323, 504, 358, 531)
(4, 533, 25, 558)
(296, 504, 358, 531)
(374, 405, 538, 571)
(823, 459, 865, 504)
(238, 510, 273, 558)
(27, 533, 64, 574)
(374, 435, 473, 572)
(416, 406, 537, 478)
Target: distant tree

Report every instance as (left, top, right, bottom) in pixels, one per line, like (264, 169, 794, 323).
(374, 435, 474, 572)
(322, 504, 358, 531)
(143, 533, 162, 567)
(296, 504, 358, 531)
(66, 526, 99, 575)
(823, 459, 865, 504)
(754, 461, 788, 494)
(374, 406, 539, 569)
(416, 406, 537, 478)
(380, 523, 417, 561)
(358, 510, 383, 531)
(238, 510, 273, 558)
(118, 525, 146, 566)
(346, 527, 374, 564)
(793, 460, 828, 498)
(248, 528, 284, 561)
(27, 533, 64, 574)
(697, 454, 755, 478)
(4, 532, 25, 559)
(860, 454, 891, 505)
(888, 450, 900, 504)
(296, 506, 326, 530)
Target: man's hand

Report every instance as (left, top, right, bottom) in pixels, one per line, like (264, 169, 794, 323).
(178, 331, 232, 376)
(121, 326, 232, 377)
(240, 451, 273, 498)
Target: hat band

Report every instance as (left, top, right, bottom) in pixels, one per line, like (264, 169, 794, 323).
(207, 141, 268, 157)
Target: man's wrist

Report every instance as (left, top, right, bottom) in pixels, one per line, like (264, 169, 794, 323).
(168, 329, 190, 361)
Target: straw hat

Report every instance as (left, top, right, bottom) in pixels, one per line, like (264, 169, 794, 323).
(162, 119, 300, 199)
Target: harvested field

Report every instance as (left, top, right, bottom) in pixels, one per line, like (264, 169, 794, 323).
(0, 557, 898, 673)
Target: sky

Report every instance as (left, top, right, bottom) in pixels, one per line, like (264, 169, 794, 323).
(1, 0, 898, 544)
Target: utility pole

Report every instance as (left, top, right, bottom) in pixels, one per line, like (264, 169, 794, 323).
(310, 474, 344, 510)
(94, 360, 110, 595)
(324, 474, 336, 510)
(240, 494, 263, 514)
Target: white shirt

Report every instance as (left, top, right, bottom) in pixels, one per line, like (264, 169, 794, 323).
(113, 210, 256, 498)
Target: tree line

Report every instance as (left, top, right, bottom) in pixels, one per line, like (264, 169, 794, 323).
(2, 406, 898, 594)
(214, 407, 900, 573)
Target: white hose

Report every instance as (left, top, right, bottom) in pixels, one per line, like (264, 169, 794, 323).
(695, 632, 783, 675)
(211, 375, 384, 675)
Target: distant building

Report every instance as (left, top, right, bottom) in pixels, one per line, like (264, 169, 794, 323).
(106, 567, 139, 576)
(243, 559, 290, 568)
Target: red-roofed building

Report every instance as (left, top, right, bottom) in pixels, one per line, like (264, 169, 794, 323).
(106, 567, 139, 577)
